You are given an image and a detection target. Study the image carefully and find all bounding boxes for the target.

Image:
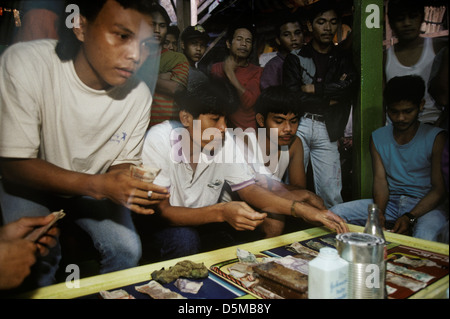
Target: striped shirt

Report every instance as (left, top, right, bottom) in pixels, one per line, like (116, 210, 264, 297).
(149, 50, 189, 127)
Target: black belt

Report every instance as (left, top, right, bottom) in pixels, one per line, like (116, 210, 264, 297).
(303, 113, 325, 122)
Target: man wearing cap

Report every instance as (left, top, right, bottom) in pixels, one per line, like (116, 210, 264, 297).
(181, 24, 210, 89)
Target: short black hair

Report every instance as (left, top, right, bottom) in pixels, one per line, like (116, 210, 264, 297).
(384, 75, 425, 108)
(167, 25, 180, 40)
(274, 13, 301, 38)
(56, 0, 159, 61)
(150, 1, 171, 25)
(387, 0, 425, 26)
(174, 79, 239, 119)
(226, 22, 256, 43)
(305, 0, 340, 23)
(254, 86, 299, 121)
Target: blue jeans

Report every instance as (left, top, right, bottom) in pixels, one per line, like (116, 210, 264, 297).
(0, 180, 141, 288)
(330, 195, 449, 242)
(297, 117, 343, 208)
(143, 219, 262, 261)
(148, 225, 202, 260)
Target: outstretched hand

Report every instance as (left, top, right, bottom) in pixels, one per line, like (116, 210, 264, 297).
(96, 168, 170, 215)
(292, 201, 349, 234)
(221, 201, 267, 231)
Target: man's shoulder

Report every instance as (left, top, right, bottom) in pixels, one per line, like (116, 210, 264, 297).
(290, 135, 303, 152)
(161, 50, 188, 63)
(372, 125, 390, 140)
(211, 61, 224, 70)
(159, 50, 189, 73)
(418, 122, 445, 140)
(265, 53, 284, 66)
(147, 121, 183, 140)
(371, 125, 395, 149)
(1, 39, 58, 65)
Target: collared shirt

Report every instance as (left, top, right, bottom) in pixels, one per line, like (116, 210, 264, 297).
(142, 121, 255, 208)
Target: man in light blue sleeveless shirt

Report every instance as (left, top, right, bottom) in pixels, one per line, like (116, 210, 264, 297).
(330, 75, 447, 242)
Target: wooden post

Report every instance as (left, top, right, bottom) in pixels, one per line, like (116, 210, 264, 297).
(176, 0, 192, 32)
(352, 0, 384, 199)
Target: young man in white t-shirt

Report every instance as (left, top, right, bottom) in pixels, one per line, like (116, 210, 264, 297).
(0, 0, 168, 290)
(230, 85, 320, 237)
(141, 80, 348, 260)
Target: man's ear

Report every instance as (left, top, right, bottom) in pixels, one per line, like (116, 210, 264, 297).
(72, 14, 87, 43)
(419, 99, 425, 112)
(255, 113, 265, 128)
(179, 110, 193, 127)
(275, 37, 281, 47)
(180, 41, 185, 51)
(306, 20, 313, 33)
(226, 39, 231, 50)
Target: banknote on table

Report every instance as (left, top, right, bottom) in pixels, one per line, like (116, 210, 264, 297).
(394, 255, 438, 268)
(135, 280, 186, 299)
(287, 242, 318, 258)
(130, 165, 161, 183)
(319, 236, 337, 248)
(386, 272, 427, 292)
(25, 210, 65, 243)
(228, 263, 255, 278)
(304, 239, 326, 251)
(99, 289, 136, 299)
(237, 248, 258, 264)
(174, 278, 203, 294)
(387, 262, 435, 283)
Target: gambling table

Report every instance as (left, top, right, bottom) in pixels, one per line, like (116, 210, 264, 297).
(18, 225, 449, 299)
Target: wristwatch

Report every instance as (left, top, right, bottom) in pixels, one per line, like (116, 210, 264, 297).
(403, 212, 417, 226)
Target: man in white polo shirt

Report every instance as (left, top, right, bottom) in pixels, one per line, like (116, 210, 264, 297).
(142, 80, 348, 260)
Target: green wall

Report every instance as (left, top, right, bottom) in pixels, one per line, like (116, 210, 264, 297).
(352, 0, 384, 199)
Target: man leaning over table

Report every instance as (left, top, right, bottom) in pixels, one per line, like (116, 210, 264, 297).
(141, 79, 348, 261)
(0, 0, 169, 290)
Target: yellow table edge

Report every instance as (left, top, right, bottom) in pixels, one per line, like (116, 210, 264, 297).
(16, 225, 449, 299)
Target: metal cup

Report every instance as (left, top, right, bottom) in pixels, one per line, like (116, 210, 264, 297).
(336, 232, 386, 299)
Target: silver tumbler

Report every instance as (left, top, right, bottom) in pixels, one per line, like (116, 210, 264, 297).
(336, 232, 386, 299)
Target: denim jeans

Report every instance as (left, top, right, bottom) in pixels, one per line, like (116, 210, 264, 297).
(297, 117, 343, 208)
(142, 219, 263, 261)
(330, 195, 449, 242)
(0, 179, 141, 288)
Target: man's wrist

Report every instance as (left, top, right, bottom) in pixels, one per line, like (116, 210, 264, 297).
(291, 200, 304, 218)
(403, 212, 417, 226)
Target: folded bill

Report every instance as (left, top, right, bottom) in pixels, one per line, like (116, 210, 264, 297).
(174, 278, 203, 294)
(25, 210, 65, 242)
(130, 165, 161, 183)
(135, 280, 186, 299)
(99, 289, 136, 299)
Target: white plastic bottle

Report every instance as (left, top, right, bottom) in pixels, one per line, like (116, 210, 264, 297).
(308, 247, 349, 299)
